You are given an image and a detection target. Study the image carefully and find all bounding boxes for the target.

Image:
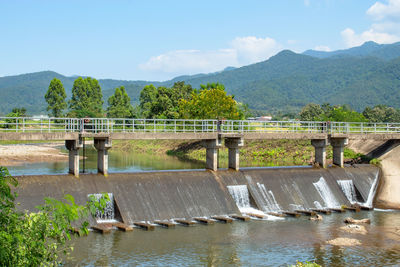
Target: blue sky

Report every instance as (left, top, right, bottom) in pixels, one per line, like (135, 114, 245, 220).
(1, 0, 400, 81)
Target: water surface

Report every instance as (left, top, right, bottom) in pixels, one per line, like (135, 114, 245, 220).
(66, 210, 400, 266)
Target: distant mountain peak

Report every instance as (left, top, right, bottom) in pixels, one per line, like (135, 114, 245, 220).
(303, 41, 400, 61)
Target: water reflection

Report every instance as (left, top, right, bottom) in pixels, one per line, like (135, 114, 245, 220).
(8, 146, 204, 176)
(66, 211, 400, 266)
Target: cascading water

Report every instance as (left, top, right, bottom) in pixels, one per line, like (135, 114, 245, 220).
(364, 173, 379, 208)
(227, 185, 283, 220)
(313, 177, 340, 208)
(337, 180, 357, 204)
(227, 185, 250, 210)
(88, 193, 117, 223)
(337, 173, 379, 208)
(256, 182, 281, 212)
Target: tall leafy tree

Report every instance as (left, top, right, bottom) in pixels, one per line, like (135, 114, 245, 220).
(69, 77, 104, 117)
(44, 78, 67, 117)
(179, 83, 243, 119)
(139, 82, 193, 119)
(299, 103, 324, 121)
(363, 105, 400, 122)
(139, 84, 157, 118)
(107, 86, 134, 118)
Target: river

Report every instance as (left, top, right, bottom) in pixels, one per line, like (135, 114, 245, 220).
(6, 145, 400, 266)
(65, 210, 400, 266)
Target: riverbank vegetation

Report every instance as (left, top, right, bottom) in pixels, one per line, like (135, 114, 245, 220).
(112, 139, 366, 167)
(0, 166, 108, 266)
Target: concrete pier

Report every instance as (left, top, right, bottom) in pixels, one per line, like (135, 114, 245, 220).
(311, 139, 328, 168)
(331, 138, 348, 167)
(225, 137, 244, 170)
(65, 139, 82, 177)
(201, 139, 221, 171)
(94, 137, 112, 175)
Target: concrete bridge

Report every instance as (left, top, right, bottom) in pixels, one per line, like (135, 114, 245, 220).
(1, 117, 400, 176)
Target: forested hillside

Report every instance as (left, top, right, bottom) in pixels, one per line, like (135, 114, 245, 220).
(1, 41, 400, 115)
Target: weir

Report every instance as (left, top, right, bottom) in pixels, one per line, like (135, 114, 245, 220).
(14, 165, 380, 225)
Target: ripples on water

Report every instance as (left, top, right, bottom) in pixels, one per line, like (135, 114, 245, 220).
(65, 210, 400, 267)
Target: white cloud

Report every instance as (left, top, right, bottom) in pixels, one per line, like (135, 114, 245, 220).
(341, 27, 400, 47)
(304, 0, 310, 6)
(231, 36, 281, 65)
(367, 0, 400, 21)
(139, 36, 281, 77)
(341, 0, 400, 47)
(140, 49, 237, 74)
(314, 45, 331, 52)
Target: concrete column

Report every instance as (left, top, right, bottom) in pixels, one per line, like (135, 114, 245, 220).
(311, 139, 328, 168)
(94, 137, 112, 176)
(65, 139, 82, 177)
(330, 138, 348, 168)
(201, 139, 221, 171)
(225, 137, 244, 171)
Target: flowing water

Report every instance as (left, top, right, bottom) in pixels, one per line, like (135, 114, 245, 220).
(338, 174, 380, 208)
(6, 144, 400, 266)
(337, 180, 357, 204)
(65, 210, 400, 266)
(313, 177, 341, 209)
(88, 193, 116, 223)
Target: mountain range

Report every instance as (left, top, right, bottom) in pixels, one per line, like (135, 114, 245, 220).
(1, 41, 400, 115)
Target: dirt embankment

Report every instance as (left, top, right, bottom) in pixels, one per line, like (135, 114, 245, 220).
(0, 143, 68, 166)
(348, 139, 400, 210)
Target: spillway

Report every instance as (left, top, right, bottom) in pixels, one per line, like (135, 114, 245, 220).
(14, 165, 380, 225)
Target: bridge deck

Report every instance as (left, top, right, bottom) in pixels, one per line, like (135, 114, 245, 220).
(1, 117, 400, 141)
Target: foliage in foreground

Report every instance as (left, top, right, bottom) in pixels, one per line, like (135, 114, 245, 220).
(0, 166, 107, 266)
(289, 261, 321, 267)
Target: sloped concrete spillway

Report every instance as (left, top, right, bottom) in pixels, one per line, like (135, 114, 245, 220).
(15, 165, 379, 225)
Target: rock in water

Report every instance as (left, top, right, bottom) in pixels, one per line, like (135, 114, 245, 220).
(344, 217, 371, 224)
(310, 214, 323, 221)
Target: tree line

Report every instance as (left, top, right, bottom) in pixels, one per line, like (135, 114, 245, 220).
(43, 77, 249, 120)
(299, 103, 400, 123)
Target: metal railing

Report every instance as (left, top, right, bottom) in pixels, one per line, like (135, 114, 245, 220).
(1, 117, 400, 134)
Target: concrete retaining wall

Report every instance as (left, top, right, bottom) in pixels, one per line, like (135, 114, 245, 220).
(14, 165, 380, 224)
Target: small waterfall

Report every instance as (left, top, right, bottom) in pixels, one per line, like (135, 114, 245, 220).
(88, 193, 116, 223)
(256, 183, 281, 212)
(365, 174, 379, 208)
(313, 177, 340, 208)
(314, 201, 324, 210)
(337, 180, 357, 204)
(227, 185, 250, 209)
(337, 174, 379, 208)
(227, 185, 283, 221)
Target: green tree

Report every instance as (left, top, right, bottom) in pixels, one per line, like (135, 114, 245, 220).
(45, 78, 67, 117)
(179, 83, 243, 119)
(299, 103, 324, 121)
(139, 84, 157, 118)
(139, 82, 193, 119)
(0, 166, 108, 266)
(69, 77, 104, 118)
(107, 86, 134, 118)
(327, 106, 367, 122)
(363, 105, 400, 122)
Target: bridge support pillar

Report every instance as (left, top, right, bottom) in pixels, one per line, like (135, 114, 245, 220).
(65, 139, 82, 177)
(330, 138, 348, 168)
(94, 137, 112, 176)
(201, 139, 221, 171)
(225, 137, 244, 171)
(311, 139, 327, 168)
